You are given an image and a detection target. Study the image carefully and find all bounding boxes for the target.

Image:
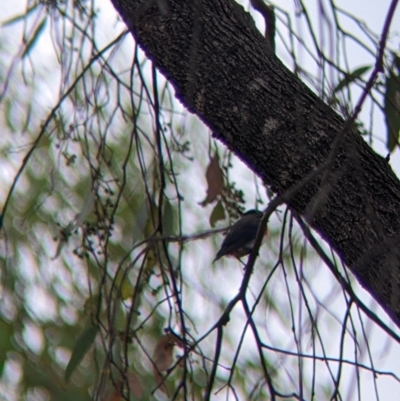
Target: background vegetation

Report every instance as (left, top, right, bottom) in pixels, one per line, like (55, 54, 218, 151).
(1, 0, 400, 400)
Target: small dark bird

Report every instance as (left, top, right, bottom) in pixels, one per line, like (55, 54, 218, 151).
(213, 209, 265, 262)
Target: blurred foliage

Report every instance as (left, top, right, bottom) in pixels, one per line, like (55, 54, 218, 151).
(0, 1, 400, 401)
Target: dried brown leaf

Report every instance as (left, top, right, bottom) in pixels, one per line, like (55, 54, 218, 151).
(153, 369, 167, 394)
(102, 371, 143, 401)
(153, 333, 176, 371)
(152, 333, 178, 394)
(127, 371, 143, 399)
(199, 154, 224, 206)
(105, 391, 121, 401)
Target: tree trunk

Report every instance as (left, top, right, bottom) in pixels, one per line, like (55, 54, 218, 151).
(111, 0, 400, 328)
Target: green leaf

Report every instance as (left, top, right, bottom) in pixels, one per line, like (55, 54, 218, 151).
(384, 70, 400, 152)
(65, 323, 98, 383)
(115, 268, 133, 301)
(162, 200, 176, 236)
(1, 4, 39, 27)
(393, 53, 400, 73)
(21, 18, 47, 59)
(264, 5, 276, 53)
(333, 65, 371, 94)
(83, 294, 101, 316)
(209, 201, 226, 227)
(0, 319, 14, 376)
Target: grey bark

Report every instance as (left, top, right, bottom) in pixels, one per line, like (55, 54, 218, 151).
(111, 0, 400, 328)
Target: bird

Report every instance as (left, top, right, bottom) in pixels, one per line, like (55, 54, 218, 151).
(213, 209, 265, 262)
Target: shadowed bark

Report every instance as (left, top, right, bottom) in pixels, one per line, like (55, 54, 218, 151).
(111, 0, 400, 328)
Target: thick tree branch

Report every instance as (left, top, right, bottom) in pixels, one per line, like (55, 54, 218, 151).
(110, 0, 400, 329)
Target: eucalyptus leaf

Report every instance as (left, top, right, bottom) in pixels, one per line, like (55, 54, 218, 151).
(65, 323, 98, 383)
(21, 18, 47, 59)
(210, 200, 226, 227)
(333, 65, 371, 94)
(384, 70, 400, 152)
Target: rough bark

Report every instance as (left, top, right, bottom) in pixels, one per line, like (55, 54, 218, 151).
(110, 0, 400, 328)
